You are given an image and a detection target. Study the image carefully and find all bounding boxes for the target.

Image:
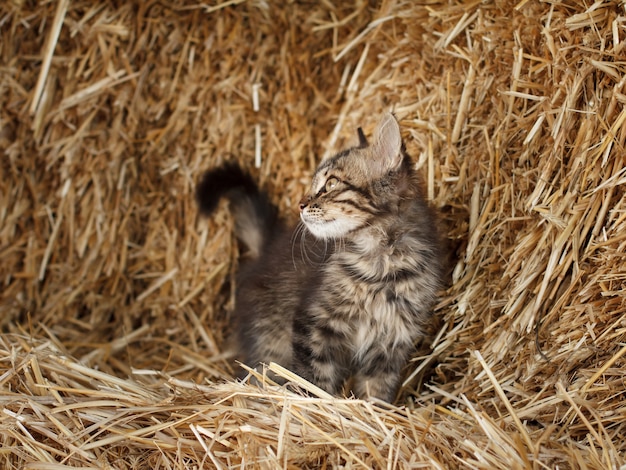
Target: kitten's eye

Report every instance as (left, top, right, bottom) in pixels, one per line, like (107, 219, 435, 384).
(325, 177, 339, 192)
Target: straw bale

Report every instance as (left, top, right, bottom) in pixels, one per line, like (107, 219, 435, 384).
(1, 0, 626, 468)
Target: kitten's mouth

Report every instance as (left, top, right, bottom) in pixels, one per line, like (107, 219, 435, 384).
(300, 212, 332, 224)
(301, 214, 362, 240)
(302, 218, 334, 233)
(300, 210, 328, 223)
(300, 213, 332, 237)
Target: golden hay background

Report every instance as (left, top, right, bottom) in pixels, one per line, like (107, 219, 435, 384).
(1, 0, 625, 468)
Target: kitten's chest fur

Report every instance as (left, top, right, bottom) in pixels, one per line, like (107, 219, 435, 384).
(319, 254, 413, 358)
(304, 226, 437, 359)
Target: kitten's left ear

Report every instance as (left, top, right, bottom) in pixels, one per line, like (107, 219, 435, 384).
(373, 112, 403, 173)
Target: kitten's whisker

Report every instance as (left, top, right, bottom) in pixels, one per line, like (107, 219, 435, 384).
(291, 222, 309, 267)
(290, 223, 302, 266)
(290, 224, 300, 269)
(299, 223, 317, 267)
(332, 237, 342, 255)
(300, 225, 313, 265)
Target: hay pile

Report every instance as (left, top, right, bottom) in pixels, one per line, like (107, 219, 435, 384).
(1, 0, 625, 467)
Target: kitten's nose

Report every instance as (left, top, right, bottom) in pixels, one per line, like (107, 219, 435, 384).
(298, 196, 310, 211)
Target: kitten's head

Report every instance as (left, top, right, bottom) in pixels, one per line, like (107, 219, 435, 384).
(299, 113, 413, 240)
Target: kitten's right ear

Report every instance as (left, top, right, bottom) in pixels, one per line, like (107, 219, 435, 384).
(372, 112, 403, 174)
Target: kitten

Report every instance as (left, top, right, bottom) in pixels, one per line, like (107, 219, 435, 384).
(196, 113, 444, 402)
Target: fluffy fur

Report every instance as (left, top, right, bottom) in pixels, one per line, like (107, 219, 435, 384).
(197, 113, 444, 402)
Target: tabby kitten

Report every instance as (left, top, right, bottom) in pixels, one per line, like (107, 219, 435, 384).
(197, 113, 443, 402)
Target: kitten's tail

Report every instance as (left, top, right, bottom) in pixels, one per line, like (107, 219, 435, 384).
(196, 163, 277, 259)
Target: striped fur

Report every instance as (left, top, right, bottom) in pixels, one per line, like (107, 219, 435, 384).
(197, 113, 444, 402)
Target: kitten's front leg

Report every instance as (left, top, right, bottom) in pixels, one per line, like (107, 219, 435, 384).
(292, 316, 348, 396)
(353, 346, 411, 402)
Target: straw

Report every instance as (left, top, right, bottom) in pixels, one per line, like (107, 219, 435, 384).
(1, 0, 626, 467)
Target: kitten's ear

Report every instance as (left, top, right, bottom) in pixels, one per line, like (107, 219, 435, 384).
(373, 112, 403, 173)
(357, 127, 368, 147)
